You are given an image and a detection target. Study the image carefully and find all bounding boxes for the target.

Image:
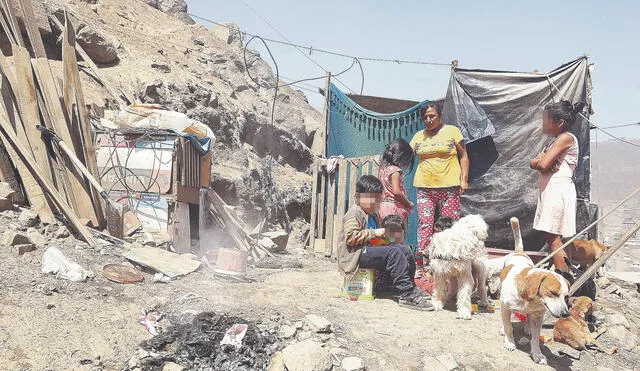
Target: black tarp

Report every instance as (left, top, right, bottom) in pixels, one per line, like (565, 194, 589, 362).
(442, 57, 596, 250)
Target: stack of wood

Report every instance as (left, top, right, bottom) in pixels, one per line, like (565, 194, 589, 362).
(0, 1, 117, 247)
(199, 188, 274, 261)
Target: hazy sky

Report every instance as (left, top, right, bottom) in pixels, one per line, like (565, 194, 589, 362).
(189, 0, 640, 140)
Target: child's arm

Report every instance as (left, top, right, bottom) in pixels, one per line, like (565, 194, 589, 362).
(390, 172, 413, 208)
(531, 134, 573, 172)
(344, 217, 384, 247)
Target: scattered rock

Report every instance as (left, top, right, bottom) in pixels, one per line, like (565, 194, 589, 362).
(279, 325, 297, 339)
(604, 285, 619, 295)
(0, 197, 16, 211)
(262, 231, 289, 252)
(2, 231, 31, 246)
(595, 276, 610, 289)
(330, 347, 346, 358)
(46, 303, 55, 309)
(305, 315, 332, 333)
(607, 310, 631, 329)
(423, 356, 447, 371)
(342, 357, 364, 371)
(145, 0, 187, 13)
(76, 25, 119, 64)
(173, 12, 195, 25)
(16, 244, 36, 255)
(297, 331, 312, 341)
(267, 351, 285, 371)
(435, 354, 460, 371)
(605, 325, 638, 351)
(151, 63, 171, 73)
(55, 226, 70, 239)
(18, 209, 38, 227)
(281, 339, 332, 371)
(27, 229, 46, 248)
(141, 232, 156, 247)
(162, 362, 184, 371)
(295, 321, 304, 330)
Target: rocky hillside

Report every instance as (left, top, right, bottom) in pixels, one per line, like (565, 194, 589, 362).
(18, 0, 323, 240)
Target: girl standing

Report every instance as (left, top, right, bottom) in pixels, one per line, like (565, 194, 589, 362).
(530, 100, 584, 274)
(378, 139, 415, 222)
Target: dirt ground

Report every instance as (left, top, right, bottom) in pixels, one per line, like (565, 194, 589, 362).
(1, 217, 638, 371)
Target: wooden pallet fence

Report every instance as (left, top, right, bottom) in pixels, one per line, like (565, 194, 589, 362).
(308, 155, 381, 257)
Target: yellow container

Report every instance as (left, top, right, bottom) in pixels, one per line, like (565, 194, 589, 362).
(342, 268, 375, 300)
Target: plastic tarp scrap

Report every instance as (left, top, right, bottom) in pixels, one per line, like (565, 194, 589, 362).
(114, 104, 215, 153)
(42, 246, 92, 282)
(442, 57, 595, 249)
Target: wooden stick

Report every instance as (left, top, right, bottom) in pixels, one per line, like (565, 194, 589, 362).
(308, 159, 319, 251)
(0, 118, 98, 247)
(324, 172, 336, 257)
(570, 219, 640, 296)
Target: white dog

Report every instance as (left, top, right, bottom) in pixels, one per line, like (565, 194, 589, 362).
(429, 214, 490, 320)
(499, 217, 570, 365)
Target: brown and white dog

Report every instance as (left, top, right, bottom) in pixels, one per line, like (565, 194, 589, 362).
(499, 217, 570, 365)
(553, 296, 617, 354)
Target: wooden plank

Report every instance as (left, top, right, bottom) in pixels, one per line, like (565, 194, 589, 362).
(308, 159, 319, 250)
(0, 3, 16, 45)
(48, 14, 130, 107)
(348, 159, 359, 207)
(316, 166, 327, 252)
(172, 201, 191, 254)
(324, 172, 336, 257)
(15, 0, 47, 57)
(321, 72, 331, 157)
(333, 159, 348, 257)
(62, 13, 105, 227)
(123, 247, 201, 278)
(199, 151, 212, 187)
(0, 51, 55, 223)
(31, 58, 99, 225)
(0, 108, 98, 247)
(0, 0, 24, 47)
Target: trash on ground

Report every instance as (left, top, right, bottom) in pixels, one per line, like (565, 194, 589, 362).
(220, 323, 249, 348)
(176, 292, 204, 304)
(139, 309, 164, 336)
(42, 247, 91, 282)
(152, 273, 171, 283)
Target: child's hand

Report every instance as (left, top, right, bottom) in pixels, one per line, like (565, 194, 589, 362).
(374, 228, 386, 237)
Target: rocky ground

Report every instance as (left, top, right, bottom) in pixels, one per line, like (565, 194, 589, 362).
(1, 206, 639, 371)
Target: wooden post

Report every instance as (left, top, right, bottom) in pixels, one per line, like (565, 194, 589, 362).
(324, 171, 336, 257)
(172, 201, 191, 254)
(321, 72, 331, 157)
(308, 159, 319, 251)
(332, 158, 348, 258)
(348, 159, 359, 208)
(316, 166, 327, 254)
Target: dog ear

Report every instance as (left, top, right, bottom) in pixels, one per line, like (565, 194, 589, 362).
(567, 296, 578, 307)
(525, 272, 547, 301)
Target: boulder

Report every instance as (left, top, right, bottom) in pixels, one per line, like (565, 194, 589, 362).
(341, 357, 364, 371)
(304, 315, 332, 333)
(27, 229, 46, 248)
(605, 325, 638, 351)
(262, 231, 289, 252)
(16, 244, 36, 255)
(76, 25, 119, 64)
(281, 339, 332, 371)
(19, 209, 38, 227)
(2, 231, 31, 246)
(279, 325, 297, 339)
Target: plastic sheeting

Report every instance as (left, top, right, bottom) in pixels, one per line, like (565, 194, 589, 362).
(327, 57, 595, 250)
(443, 57, 595, 249)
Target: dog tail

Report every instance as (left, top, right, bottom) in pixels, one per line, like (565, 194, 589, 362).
(510, 217, 524, 253)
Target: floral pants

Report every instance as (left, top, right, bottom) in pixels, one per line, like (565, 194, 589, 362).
(416, 187, 461, 252)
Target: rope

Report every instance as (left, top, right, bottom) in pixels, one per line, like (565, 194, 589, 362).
(569, 219, 640, 296)
(185, 12, 452, 67)
(236, 0, 356, 94)
(545, 76, 640, 148)
(534, 185, 640, 268)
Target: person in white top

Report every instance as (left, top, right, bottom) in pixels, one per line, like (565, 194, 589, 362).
(529, 100, 584, 274)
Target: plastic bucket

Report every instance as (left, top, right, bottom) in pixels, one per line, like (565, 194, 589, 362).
(214, 248, 248, 277)
(205, 249, 220, 265)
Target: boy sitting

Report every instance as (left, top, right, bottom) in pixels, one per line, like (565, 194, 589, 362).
(336, 175, 432, 311)
(374, 215, 415, 294)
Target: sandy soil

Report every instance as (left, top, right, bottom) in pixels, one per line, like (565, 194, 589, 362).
(1, 224, 637, 371)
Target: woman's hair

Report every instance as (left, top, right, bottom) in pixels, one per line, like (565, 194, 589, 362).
(380, 138, 415, 169)
(420, 100, 444, 117)
(356, 175, 383, 194)
(434, 216, 454, 232)
(544, 100, 586, 131)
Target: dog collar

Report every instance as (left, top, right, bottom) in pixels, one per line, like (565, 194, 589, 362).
(569, 309, 585, 320)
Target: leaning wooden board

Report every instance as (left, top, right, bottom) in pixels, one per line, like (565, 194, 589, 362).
(123, 247, 201, 278)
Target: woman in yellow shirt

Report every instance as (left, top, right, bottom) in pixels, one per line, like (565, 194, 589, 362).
(410, 101, 469, 254)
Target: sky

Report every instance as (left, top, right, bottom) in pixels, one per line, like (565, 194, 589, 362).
(188, 0, 640, 140)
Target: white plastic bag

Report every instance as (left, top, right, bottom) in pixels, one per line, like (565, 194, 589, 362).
(42, 246, 91, 282)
